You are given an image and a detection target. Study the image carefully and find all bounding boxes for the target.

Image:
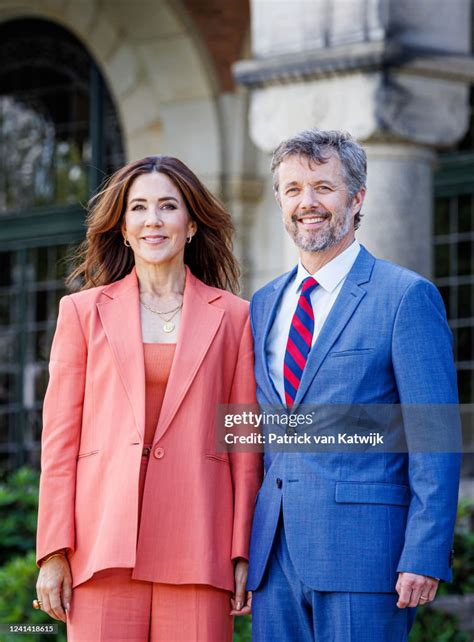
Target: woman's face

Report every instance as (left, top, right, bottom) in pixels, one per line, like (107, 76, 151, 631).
(122, 171, 196, 271)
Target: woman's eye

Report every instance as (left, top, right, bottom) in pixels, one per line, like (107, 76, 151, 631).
(131, 204, 145, 211)
(162, 203, 177, 210)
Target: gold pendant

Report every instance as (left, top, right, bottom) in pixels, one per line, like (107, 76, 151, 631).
(163, 321, 175, 333)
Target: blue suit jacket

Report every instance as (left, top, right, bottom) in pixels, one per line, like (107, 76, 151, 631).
(247, 246, 461, 593)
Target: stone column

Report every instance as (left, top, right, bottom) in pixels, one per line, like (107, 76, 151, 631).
(234, 0, 474, 279)
(359, 144, 436, 276)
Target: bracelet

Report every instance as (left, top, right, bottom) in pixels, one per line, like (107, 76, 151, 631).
(39, 550, 66, 567)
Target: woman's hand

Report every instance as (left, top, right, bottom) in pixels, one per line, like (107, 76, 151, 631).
(230, 558, 252, 616)
(36, 554, 72, 622)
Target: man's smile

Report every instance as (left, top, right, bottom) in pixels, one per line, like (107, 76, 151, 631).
(294, 213, 331, 228)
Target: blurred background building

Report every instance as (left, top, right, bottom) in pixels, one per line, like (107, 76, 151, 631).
(0, 0, 473, 480)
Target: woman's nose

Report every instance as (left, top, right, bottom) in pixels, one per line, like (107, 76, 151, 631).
(144, 207, 163, 225)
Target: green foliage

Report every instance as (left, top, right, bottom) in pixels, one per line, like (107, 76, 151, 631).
(409, 608, 469, 642)
(233, 614, 252, 642)
(0, 551, 66, 642)
(441, 499, 474, 596)
(0, 467, 39, 565)
(0, 466, 473, 641)
(409, 499, 474, 642)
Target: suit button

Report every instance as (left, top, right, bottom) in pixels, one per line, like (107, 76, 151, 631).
(276, 478, 282, 489)
(142, 447, 151, 457)
(154, 446, 165, 459)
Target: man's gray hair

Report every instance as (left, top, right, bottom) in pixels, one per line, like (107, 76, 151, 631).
(271, 129, 367, 229)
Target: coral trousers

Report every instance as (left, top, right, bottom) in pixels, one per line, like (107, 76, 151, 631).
(66, 568, 233, 641)
(66, 458, 234, 641)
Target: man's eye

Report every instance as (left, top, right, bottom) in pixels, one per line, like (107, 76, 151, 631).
(286, 188, 299, 195)
(316, 186, 331, 192)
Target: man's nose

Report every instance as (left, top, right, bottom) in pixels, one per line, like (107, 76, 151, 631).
(300, 187, 319, 209)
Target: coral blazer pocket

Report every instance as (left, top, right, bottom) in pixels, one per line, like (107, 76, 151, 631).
(77, 449, 99, 460)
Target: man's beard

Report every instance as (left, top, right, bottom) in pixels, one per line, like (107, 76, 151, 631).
(285, 206, 352, 252)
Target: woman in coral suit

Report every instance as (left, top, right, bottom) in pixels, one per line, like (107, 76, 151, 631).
(35, 155, 262, 641)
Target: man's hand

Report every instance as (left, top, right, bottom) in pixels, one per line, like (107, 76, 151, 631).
(230, 558, 252, 616)
(36, 555, 72, 622)
(396, 572, 439, 608)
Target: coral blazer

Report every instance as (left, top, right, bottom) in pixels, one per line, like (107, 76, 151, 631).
(36, 266, 262, 589)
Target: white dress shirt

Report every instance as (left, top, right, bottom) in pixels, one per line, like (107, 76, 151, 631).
(267, 240, 361, 404)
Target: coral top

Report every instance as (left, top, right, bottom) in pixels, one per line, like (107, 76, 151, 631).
(137, 343, 176, 525)
(143, 343, 176, 447)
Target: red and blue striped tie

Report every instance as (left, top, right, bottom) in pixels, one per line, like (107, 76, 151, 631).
(284, 276, 318, 407)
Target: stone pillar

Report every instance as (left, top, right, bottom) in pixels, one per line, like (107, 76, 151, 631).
(359, 144, 436, 276)
(214, 92, 265, 296)
(234, 0, 474, 279)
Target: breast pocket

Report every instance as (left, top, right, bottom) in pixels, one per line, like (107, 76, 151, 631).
(329, 348, 375, 358)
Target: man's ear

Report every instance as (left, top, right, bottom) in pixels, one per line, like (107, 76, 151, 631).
(351, 187, 366, 216)
(274, 188, 282, 207)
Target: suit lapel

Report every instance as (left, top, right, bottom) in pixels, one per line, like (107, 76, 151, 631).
(97, 268, 145, 442)
(154, 268, 224, 441)
(293, 246, 376, 410)
(260, 268, 297, 408)
(97, 267, 225, 443)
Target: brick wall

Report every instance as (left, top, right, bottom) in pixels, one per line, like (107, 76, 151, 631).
(183, 0, 250, 91)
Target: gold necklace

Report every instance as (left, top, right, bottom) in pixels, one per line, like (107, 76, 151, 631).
(139, 298, 182, 315)
(140, 299, 183, 333)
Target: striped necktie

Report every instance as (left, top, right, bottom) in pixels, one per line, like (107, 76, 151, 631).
(284, 276, 318, 407)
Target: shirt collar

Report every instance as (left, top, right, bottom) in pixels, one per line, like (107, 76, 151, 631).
(294, 240, 361, 293)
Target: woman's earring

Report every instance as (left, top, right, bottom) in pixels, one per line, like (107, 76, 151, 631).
(123, 237, 131, 247)
(186, 235, 193, 244)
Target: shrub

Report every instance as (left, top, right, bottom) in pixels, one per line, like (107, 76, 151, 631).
(409, 499, 474, 642)
(0, 551, 66, 642)
(234, 614, 252, 642)
(0, 467, 472, 641)
(0, 467, 39, 565)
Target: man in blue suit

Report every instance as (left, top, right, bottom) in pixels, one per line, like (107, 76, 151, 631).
(247, 129, 461, 641)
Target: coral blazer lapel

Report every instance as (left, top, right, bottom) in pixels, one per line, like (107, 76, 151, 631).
(97, 266, 224, 444)
(97, 268, 145, 442)
(154, 267, 224, 441)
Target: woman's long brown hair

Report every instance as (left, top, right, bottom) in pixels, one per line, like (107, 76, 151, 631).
(66, 156, 240, 292)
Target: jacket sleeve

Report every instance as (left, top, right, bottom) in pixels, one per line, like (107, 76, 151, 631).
(36, 295, 87, 565)
(228, 315, 263, 561)
(392, 279, 461, 581)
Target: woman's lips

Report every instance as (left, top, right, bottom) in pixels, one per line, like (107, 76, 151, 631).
(141, 236, 168, 244)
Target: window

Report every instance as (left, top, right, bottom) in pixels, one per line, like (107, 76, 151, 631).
(0, 19, 124, 471)
(434, 83, 474, 475)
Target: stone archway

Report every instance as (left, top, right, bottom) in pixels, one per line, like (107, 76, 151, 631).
(0, 0, 222, 182)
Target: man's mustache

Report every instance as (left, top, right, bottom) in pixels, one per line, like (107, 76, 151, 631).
(291, 209, 330, 223)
